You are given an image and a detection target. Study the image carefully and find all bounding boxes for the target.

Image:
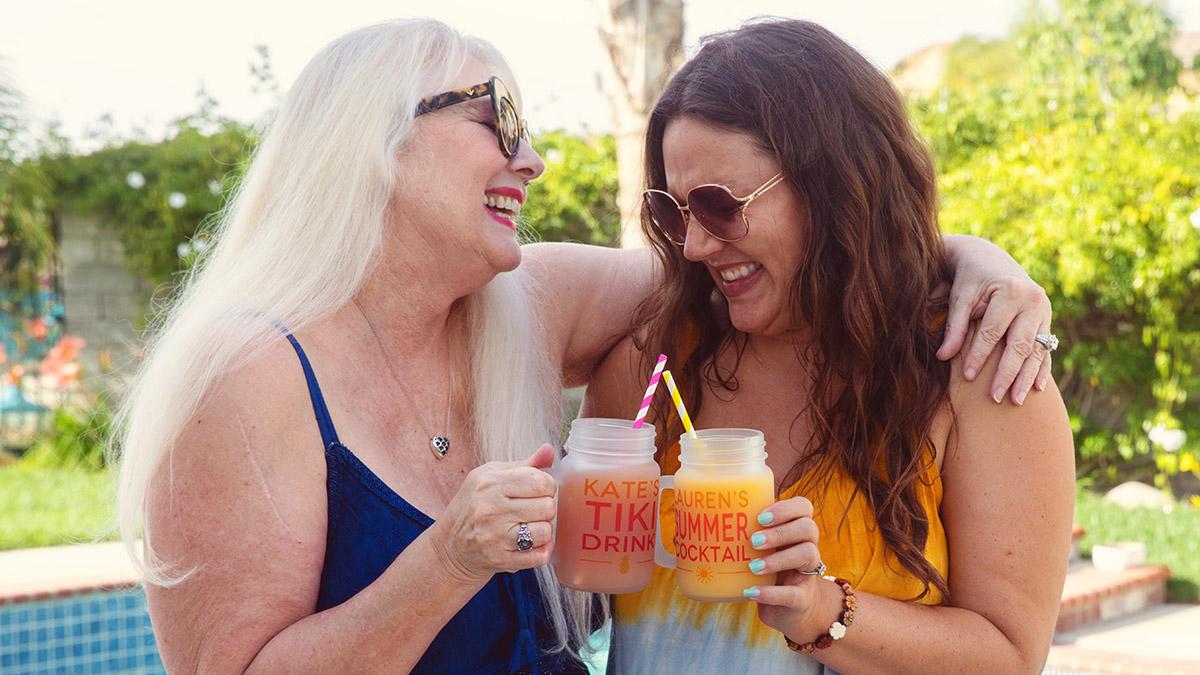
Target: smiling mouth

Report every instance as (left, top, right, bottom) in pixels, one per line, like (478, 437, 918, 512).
(719, 262, 762, 282)
(484, 193, 522, 219)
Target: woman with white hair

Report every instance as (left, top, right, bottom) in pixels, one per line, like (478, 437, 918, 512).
(112, 18, 1052, 673)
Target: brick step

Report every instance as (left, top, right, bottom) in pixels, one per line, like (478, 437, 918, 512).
(1047, 604, 1200, 674)
(1057, 563, 1171, 634)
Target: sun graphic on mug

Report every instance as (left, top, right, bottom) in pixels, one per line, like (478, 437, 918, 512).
(695, 564, 715, 584)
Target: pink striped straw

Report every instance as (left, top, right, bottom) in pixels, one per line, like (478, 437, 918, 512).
(632, 354, 668, 429)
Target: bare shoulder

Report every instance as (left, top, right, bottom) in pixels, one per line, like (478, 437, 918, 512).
(144, 333, 329, 672)
(944, 327, 1072, 457)
(939, 326, 1073, 478)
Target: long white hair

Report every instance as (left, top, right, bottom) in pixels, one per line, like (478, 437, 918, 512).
(111, 17, 601, 658)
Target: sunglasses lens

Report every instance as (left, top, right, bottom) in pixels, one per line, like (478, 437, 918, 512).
(645, 191, 687, 243)
(688, 186, 747, 241)
(497, 97, 520, 156)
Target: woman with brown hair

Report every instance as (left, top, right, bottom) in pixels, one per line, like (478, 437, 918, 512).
(583, 18, 1074, 674)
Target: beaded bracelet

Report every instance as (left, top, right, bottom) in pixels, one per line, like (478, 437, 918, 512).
(784, 577, 857, 654)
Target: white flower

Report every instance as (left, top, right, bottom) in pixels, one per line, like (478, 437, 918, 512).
(176, 242, 192, 259)
(1190, 208, 1200, 230)
(168, 192, 187, 209)
(192, 237, 211, 254)
(208, 179, 222, 195)
(126, 171, 145, 189)
(545, 148, 564, 164)
(1148, 424, 1186, 452)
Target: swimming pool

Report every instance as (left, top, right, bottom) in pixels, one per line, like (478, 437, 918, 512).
(0, 585, 163, 674)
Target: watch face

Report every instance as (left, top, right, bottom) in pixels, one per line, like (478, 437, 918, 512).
(829, 622, 847, 640)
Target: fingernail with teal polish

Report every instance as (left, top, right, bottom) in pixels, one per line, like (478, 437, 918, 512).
(757, 512, 774, 526)
(749, 559, 766, 574)
(751, 532, 766, 548)
(743, 587, 761, 599)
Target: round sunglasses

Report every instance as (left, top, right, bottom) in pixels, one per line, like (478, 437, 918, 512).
(644, 173, 785, 245)
(415, 76, 530, 158)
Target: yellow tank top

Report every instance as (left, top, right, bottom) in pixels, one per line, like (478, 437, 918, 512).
(609, 439, 948, 674)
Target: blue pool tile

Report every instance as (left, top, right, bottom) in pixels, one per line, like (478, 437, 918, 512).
(1, 588, 163, 674)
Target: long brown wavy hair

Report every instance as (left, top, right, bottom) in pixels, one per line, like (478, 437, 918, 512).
(637, 19, 953, 601)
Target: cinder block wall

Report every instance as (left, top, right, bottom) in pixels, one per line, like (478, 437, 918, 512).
(57, 214, 153, 395)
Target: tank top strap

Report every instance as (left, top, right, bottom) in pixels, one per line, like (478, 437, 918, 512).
(275, 324, 342, 450)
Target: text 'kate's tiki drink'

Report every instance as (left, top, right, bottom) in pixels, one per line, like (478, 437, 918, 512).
(553, 418, 660, 594)
(657, 429, 776, 602)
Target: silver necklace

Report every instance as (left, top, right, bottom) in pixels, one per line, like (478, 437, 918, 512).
(356, 301, 453, 460)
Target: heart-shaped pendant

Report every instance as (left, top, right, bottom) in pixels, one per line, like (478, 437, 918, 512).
(431, 435, 450, 459)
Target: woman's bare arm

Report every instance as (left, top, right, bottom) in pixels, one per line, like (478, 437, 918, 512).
(521, 243, 656, 388)
(145, 342, 489, 674)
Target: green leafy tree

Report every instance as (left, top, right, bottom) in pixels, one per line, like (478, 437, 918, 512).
(1017, 0, 1180, 103)
(0, 71, 54, 293)
(522, 130, 620, 245)
(912, 0, 1200, 486)
(42, 114, 254, 285)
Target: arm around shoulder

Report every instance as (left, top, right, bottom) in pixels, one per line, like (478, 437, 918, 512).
(522, 243, 657, 387)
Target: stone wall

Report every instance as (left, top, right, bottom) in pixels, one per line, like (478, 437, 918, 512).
(57, 214, 153, 395)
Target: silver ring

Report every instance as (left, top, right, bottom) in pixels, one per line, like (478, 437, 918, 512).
(516, 523, 534, 552)
(799, 560, 827, 576)
(1035, 333, 1060, 352)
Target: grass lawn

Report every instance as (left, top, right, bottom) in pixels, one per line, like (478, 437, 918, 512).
(0, 467, 118, 551)
(1075, 487, 1200, 603)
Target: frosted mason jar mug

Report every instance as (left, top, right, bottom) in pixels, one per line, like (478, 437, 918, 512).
(655, 429, 777, 602)
(551, 418, 661, 594)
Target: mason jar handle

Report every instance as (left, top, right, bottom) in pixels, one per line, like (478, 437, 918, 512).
(654, 474, 676, 569)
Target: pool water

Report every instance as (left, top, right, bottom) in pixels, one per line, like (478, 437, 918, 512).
(0, 587, 163, 674)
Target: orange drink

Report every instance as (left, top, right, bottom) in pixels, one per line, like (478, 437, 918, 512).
(656, 429, 776, 601)
(552, 418, 660, 594)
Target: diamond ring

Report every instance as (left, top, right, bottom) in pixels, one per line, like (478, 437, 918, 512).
(1035, 333, 1060, 351)
(516, 523, 534, 552)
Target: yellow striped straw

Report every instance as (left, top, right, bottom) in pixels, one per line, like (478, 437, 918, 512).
(661, 370, 697, 438)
